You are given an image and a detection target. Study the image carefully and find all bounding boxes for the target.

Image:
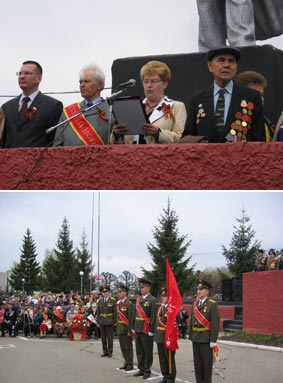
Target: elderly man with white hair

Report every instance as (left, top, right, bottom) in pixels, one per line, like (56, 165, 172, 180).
(53, 62, 111, 146)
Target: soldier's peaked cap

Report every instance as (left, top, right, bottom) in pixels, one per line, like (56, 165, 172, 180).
(100, 285, 110, 292)
(118, 283, 129, 292)
(197, 279, 212, 290)
(138, 278, 151, 287)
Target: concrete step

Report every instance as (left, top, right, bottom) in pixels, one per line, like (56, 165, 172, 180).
(223, 319, 243, 332)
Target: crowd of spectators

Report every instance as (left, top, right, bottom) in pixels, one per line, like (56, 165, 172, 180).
(0, 290, 102, 340)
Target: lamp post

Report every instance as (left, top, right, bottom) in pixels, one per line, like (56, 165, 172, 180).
(79, 271, 84, 294)
(21, 278, 25, 294)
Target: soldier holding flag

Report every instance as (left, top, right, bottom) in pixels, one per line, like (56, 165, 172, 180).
(155, 288, 177, 383)
(154, 259, 183, 383)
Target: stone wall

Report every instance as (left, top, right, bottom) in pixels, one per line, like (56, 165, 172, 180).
(1, 142, 283, 190)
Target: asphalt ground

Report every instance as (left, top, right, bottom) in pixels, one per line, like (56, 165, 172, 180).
(0, 335, 282, 383)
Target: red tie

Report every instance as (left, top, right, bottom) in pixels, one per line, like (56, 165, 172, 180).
(19, 97, 30, 121)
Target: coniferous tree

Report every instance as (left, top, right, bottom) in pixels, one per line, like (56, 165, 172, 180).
(76, 229, 92, 293)
(41, 249, 58, 291)
(50, 217, 78, 292)
(9, 228, 41, 294)
(222, 207, 261, 278)
(142, 199, 195, 296)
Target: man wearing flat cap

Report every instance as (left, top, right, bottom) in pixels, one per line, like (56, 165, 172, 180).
(182, 46, 265, 143)
(189, 279, 219, 383)
(133, 278, 158, 379)
(96, 285, 117, 357)
(116, 283, 135, 371)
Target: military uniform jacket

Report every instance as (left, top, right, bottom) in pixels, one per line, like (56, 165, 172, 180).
(189, 298, 219, 343)
(253, 255, 267, 271)
(96, 297, 117, 326)
(154, 304, 168, 344)
(53, 99, 110, 146)
(116, 298, 134, 335)
(182, 83, 265, 143)
(266, 258, 279, 270)
(134, 294, 158, 334)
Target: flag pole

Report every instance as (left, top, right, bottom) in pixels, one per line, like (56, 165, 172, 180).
(90, 192, 94, 292)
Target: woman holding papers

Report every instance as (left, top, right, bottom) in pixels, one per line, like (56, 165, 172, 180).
(111, 61, 187, 144)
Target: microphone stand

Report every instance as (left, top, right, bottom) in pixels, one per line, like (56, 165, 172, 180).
(106, 89, 124, 144)
(45, 88, 127, 146)
(45, 98, 108, 135)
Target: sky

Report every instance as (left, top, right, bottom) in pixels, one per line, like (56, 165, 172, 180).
(0, 191, 282, 277)
(1, 1, 283, 107)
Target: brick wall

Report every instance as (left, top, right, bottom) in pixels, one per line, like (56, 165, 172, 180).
(1, 142, 283, 190)
(243, 271, 283, 335)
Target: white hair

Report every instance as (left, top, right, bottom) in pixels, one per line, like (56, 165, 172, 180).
(79, 63, 105, 85)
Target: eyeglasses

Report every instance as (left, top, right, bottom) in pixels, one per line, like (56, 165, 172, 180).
(16, 71, 37, 76)
(143, 79, 163, 85)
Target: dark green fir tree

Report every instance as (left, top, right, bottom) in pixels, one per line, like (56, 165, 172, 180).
(222, 207, 261, 278)
(9, 228, 41, 294)
(142, 199, 195, 296)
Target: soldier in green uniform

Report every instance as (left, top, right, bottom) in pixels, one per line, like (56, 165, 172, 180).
(253, 249, 267, 272)
(155, 289, 177, 383)
(266, 249, 279, 270)
(133, 278, 158, 379)
(189, 279, 219, 383)
(116, 283, 135, 371)
(96, 285, 117, 357)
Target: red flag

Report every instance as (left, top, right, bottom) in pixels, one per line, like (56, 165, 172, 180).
(165, 258, 182, 351)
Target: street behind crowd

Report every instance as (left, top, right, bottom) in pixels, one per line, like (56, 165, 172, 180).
(0, 336, 281, 383)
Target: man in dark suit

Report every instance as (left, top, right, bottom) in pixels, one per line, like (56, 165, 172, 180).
(1, 60, 63, 148)
(182, 46, 265, 143)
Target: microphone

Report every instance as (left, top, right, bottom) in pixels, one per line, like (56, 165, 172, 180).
(115, 79, 136, 90)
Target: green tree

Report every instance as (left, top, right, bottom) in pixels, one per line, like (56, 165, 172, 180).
(142, 199, 195, 296)
(222, 207, 261, 278)
(9, 228, 41, 294)
(76, 229, 92, 293)
(42, 217, 78, 293)
(41, 249, 58, 291)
